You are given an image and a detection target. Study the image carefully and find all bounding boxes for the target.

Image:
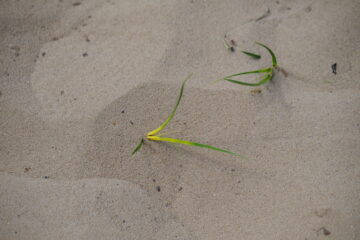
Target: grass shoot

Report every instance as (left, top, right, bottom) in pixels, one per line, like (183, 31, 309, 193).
(217, 42, 277, 86)
(132, 74, 243, 157)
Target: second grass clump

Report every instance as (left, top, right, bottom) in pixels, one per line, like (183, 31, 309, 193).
(218, 42, 277, 86)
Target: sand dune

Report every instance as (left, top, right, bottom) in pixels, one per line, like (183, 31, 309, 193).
(1, 0, 359, 239)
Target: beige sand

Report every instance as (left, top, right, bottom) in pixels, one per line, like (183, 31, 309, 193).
(1, 0, 359, 239)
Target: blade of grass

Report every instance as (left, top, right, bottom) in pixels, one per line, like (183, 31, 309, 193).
(132, 138, 144, 155)
(224, 73, 272, 86)
(212, 68, 271, 85)
(147, 74, 192, 136)
(255, 42, 277, 67)
(241, 51, 261, 59)
(224, 68, 272, 79)
(147, 136, 245, 158)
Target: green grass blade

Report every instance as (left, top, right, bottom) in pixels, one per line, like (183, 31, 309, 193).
(147, 136, 245, 158)
(147, 74, 192, 136)
(132, 138, 144, 155)
(224, 68, 272, 79)
(224, 72, 272, 86)
(241, 51, 261, 59)
(255, 42, 277, 67)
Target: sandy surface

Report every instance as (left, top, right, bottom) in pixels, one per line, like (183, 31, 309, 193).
(1, 0, 360, 239)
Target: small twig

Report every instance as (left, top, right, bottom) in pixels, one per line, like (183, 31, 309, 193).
(223, 39, 235, 52)
(276, 66, 288, 77)
(255, 8, 271, 22)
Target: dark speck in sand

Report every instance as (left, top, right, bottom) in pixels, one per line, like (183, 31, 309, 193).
(82, 52, 88, 57)
(73, 2, 81, 6)
(317, 227, 331, 236)
(121, 110, 125, 113)
(44, 176, 49, 179)
(130, 121, 134, 125)
(60, 90, 64, 95)
(156, 186, 161, 192)
(331, 63, 337, 74)
(322, 227, 331, 236)
(42, 52, 46, 57)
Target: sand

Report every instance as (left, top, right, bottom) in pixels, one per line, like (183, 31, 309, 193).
(1, 0, 359, 239)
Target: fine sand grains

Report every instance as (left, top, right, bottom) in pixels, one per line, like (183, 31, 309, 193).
(1, 0, 359, 239)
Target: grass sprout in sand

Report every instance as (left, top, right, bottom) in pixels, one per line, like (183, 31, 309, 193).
(217, 42, 277, 86)
(132, 74, 243, 157)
